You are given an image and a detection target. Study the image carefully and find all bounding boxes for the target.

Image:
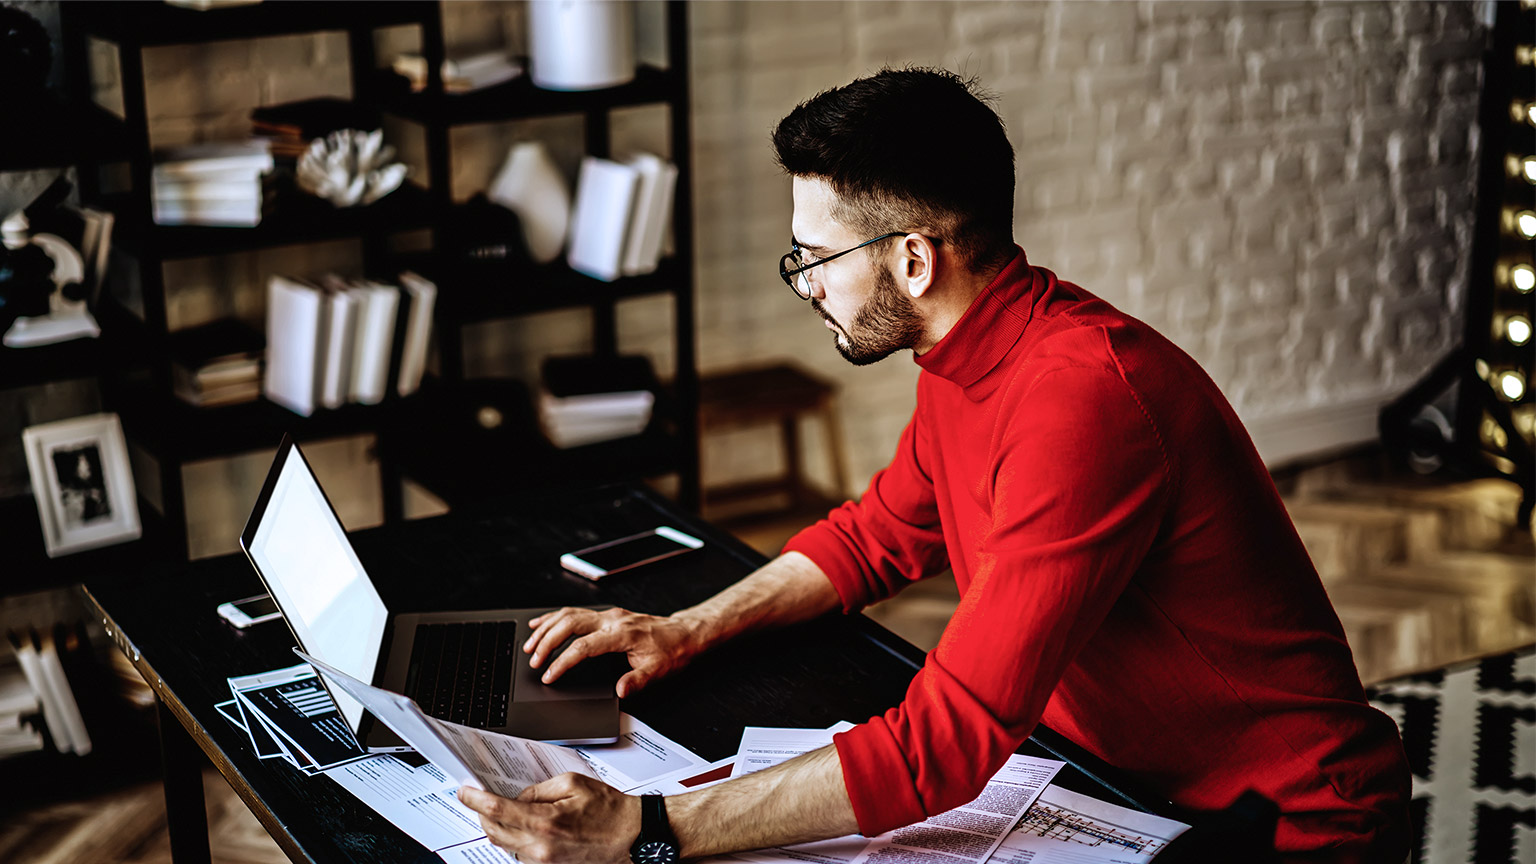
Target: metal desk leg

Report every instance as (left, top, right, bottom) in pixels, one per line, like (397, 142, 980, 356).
(157, 697, 212, 864)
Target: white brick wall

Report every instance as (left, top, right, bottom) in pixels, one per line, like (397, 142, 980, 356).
(38, 0, 1487, 499)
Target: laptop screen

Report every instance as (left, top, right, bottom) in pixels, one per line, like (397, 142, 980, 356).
(243, 443, 388, 732)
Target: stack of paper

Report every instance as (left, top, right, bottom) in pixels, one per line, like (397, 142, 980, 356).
(263, 271, 436, 416)
(152, 140, 273, 227)
(220, 664, 369, 774)
(566, 152, 678, 281)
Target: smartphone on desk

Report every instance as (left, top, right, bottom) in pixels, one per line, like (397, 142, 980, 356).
(560, 527, 704, 580)
(216, 594, 283, 628)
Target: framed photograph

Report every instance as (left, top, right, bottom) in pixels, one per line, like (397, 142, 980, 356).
(23, 413, 141, 558)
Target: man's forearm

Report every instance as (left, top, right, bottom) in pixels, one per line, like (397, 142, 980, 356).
(672, 551, 842, 646)
(668, 744, 860, 857)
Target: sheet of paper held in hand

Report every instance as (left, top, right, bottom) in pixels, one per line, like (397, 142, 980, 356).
(298, 649, 722, 863)
(729, 725, 1066, 864)
(990, 784, 1190, 864)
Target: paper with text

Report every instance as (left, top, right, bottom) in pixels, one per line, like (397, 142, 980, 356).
(990, 784, 1190, 863)
(298, 650, 597, 799)
(729, 722, 856, 779)
(576, 713, 709, 790)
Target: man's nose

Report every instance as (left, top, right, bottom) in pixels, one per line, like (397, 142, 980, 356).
(801, 272, 825, 300)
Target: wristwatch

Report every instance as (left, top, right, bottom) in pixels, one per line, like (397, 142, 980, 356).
(630, 794, 681, 864)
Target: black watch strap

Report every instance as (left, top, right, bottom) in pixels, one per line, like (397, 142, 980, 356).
(631, 794, 680, 864)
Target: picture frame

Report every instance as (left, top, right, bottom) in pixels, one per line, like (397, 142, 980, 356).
(22, 413, 141, 558)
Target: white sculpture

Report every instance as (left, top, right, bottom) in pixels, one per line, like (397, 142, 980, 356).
(296, 129, 408, 208)
(488, 141, 571, 264)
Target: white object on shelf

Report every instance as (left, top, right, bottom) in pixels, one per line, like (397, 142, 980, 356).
(567, 157, 640, 282)
(620, 152, 677, 277)
(297, 130, 407, 208)
(264, 276, 324, 417)
(396, 272, 437, 398)
(2, 231, 101, 348)
(528, 0, 636, 91)
(488, 141, 571, 264)
(348, 282, 400, 406)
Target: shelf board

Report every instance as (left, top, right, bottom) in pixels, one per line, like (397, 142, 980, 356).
(425, 256, 688, 324)
(105, 182, 437, 259)
(380, 65, 681, 127)
(68, 0, 438, 47)
(0, 339, 106, 391)
(0, 102, 129, 172)
(115, 388, 414, 463)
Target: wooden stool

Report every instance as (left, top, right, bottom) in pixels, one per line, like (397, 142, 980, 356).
(699, 363, 850, 519)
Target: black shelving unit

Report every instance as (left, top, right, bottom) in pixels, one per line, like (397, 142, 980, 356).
(397, 1, 700, 513)
(10, 1, 702, 565)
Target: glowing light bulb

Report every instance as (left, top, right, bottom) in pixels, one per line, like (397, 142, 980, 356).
(1525, 157, 1536, 184)
(1501, 371, 1526, 401)
(1520, 211, 1536, 239)
(1508, 316, 1533, 346)
(1514, 264, 1536, 293)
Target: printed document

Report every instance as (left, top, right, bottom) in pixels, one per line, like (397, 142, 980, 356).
(298, 650, 595, 798)
(990, 784, 1190, 863)
(730, 725, 1064, 864)
(576, 713, 711, 790)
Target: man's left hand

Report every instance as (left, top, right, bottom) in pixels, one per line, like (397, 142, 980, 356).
(458, 773, 641, 864)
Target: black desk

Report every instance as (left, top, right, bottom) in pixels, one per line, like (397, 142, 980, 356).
(79, 484, 1176, 864)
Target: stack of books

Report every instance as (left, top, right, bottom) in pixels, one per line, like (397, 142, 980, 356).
(0, 664, 42, 757)
(251, 97, 381, 160)
(392, 51, 524, 93)
(566, 151, 678, 281)
(538, 354, 658, 449)
(170, 319, 266, 407)
(152, 140, 273, 227)
(264, 271, 437, 417)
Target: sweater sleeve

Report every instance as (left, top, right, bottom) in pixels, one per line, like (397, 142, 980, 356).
(783, 409, 951, 612)
(832, 366, 1173, 835)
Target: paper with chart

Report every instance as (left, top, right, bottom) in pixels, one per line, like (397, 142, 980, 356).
(730, 725, 1064, 864)
(228, 663, 368, 771)
(991, 785, 1190, 863)
(298, 650, 596, 799)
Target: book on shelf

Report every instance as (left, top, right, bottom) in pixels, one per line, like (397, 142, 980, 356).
(396, 271, 438, 398)
(348, 281, 400, 406)
(392, 51, 524, 93)
(171, 318, 265, 408)
(317, 278, 359, 411)
(152, 140, 271, 226)
(620, 152, 678, 277)
(152, 140, 274, 180)
(264, 275, 325, 417)
(567, 156, 641, 282)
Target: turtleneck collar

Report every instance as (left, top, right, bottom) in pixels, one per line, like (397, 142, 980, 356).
(913, 246, 1035, 392)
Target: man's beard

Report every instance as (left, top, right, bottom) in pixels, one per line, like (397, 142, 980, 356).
(811, 265, 924, 366)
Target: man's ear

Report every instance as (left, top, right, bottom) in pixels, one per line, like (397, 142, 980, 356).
(899, 233, 938, 299)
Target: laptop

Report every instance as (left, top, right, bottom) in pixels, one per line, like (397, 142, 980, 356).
(239, 435, 620, 751)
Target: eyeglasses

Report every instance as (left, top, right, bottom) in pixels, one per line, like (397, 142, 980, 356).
(779, 232, 906, 300)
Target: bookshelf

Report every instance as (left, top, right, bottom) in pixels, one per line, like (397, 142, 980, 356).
(2, 1, 702, 571)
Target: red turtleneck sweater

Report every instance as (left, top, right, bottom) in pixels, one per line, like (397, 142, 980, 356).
(784, 249, 1409, 858)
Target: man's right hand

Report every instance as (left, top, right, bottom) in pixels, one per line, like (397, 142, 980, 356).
(524, 607, 706, 698)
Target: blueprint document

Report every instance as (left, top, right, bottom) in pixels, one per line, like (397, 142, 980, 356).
(990, 785, 1190, 864)
(729, 725, 1065, 864)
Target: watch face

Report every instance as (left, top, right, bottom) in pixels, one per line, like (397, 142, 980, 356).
(635, 840, 680, 864)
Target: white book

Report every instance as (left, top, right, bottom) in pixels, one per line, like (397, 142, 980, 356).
(396, 271, 438, 397)
(567, 157, 641, 282)
(153, 198, 262, 227)
(35, 633, 90, 756)
(620, 153, 678, 276)
(264, 275, 324, 417)
(153, 140, 273, 179)
(319, 285, 359, 410)
(9, 633, 68, 754)
(151, 176, 263, 203)
(0, 670, 38, 716)
(349, 282, 400, 406)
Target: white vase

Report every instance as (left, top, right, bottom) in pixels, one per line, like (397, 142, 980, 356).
(527, 0, 636, 91)
(488, 141, 571, 264)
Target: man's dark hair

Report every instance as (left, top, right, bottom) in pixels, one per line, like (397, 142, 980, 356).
(772, 68, 1016, 275)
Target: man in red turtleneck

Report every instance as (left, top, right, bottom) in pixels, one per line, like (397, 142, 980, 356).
(457, 68, 1412, 864)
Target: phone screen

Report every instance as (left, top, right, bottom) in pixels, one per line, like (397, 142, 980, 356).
(235, 595, 281, 618)
(575, 532, 693, 573)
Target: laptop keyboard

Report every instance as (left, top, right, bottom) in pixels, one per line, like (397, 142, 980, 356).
(405, 621, 516, 728)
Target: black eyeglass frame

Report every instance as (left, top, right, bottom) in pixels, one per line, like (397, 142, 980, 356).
(779, 232, 907, 299)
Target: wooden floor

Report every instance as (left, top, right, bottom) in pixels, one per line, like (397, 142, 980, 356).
(4, 452, 1531, 864)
